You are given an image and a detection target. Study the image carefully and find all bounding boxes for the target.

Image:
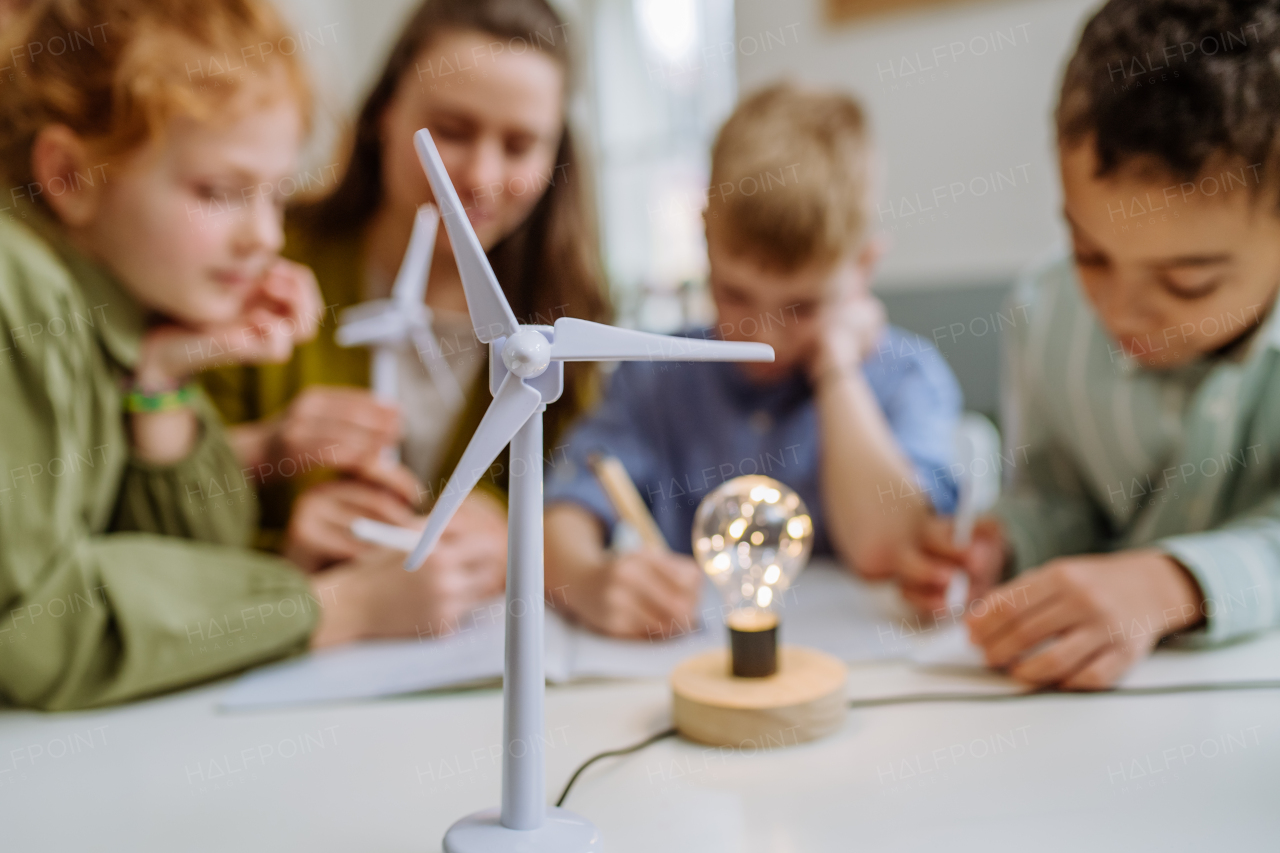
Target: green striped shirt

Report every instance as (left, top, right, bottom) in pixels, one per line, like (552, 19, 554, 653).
(995, 258, 1280, 645)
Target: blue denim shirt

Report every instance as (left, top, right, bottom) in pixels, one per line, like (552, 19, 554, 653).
(545, 326, 963, 557)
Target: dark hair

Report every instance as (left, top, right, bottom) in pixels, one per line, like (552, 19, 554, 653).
(293, 0, 607, 440)
(293, 0, 607, 329)
(1057, 0, 1280, 189)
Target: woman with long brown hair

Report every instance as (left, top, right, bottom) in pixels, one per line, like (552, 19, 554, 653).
(204, 0, 607, 614)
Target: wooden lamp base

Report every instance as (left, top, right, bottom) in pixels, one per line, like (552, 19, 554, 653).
(670, 646, 848, 748)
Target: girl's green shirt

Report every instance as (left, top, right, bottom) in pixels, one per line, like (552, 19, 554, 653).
(0, 208, 315, 711)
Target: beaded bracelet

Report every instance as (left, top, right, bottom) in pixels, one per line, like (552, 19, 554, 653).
(123, 383, 197, 414)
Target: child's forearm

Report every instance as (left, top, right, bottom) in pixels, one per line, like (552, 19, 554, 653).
(226, 420, 275, 476)
(815, 366, 929, 575)
(129, 409, 200, 464)
(544, 503, 608, 610)
(127, 345, 200, 464)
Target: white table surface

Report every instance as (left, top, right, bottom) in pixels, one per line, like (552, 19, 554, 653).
(3, 630, 1279, 852)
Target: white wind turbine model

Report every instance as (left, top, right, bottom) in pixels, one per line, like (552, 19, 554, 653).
(335, 202, 466, 459)
(406, 128, 775, 853)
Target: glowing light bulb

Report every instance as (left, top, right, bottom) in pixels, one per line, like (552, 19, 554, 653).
(692, 476, 814, 677)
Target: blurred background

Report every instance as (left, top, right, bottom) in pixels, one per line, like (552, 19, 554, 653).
(273, 0, 1101, 416)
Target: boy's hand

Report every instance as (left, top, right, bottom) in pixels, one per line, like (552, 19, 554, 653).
(966, 549, 1205, 690)
(561, 548, 703, 640)
(808, 290, 886, 383)
(888, 515, 1007, 613)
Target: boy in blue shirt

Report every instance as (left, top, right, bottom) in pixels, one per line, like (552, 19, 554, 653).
(545, 84, 962, 638)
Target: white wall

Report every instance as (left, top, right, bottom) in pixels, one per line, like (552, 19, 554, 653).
(269, 0, 591, 171)
(267, 0, 1096, 292)
(734, 0, 1102, 289)
(266, 0, 414, 168)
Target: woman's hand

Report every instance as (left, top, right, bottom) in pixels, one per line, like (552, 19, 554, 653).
(265, 387, 405, 480)
(285, 474, 421, 572)
(308, 491, 509, 645)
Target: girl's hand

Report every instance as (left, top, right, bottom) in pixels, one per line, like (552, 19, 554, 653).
(135, 259, 323, 387)
(308, 491, 509, 645)
(237, 258, 325, 363)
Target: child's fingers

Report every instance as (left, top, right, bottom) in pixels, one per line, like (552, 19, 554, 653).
(967, 571, 1059, 642)
(281, 422, 379, 470)
(260, 260, 323, 334)
(295, 387, 401, 432)
(303, 414, 398, 448)
(902, 580, 948, 614)
(429, 552, 504, 602)
(617, 557, 696, 625)
(1007, 625, 1108, 687)
(919, 515, 964, 561)
(649, 551, 703, 594)
(966, 571, 1052, 641)
(281, 413, 400, 470)
(284, 263, 324, 340)
(332, 483, 418, 526)
(898, 546, 953, 589)
(289, 500, 367, 569)
(1058, 645, 1132, 691)
(324, 440, 390, 473)
(979, 599, 1076, 668)
(642, 557, 704, 616)
(354, 459, 424, 509)
(237, 307, 295, 363)
(601, 579, 670, 638)
(297, 408, 402, 450)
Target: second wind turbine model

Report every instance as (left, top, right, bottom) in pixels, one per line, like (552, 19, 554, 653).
(335, 202, 466, 453)
(406, 127, 774, 852)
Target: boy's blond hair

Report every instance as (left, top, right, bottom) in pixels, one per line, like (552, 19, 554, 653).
(706, 82, 872, 272)
(0, 0, 311, 194)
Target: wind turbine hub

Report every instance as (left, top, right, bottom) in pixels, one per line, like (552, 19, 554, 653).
(501, 328, 552, 378)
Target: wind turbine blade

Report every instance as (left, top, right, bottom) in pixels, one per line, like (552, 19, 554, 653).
(335, 302, 400, 347)
(410, 324, 467, 410)
(392, 204, 439, 309)
(404, 372, 541, 569)
(549, 318, 774, 363)
(413, 129, 519, 343)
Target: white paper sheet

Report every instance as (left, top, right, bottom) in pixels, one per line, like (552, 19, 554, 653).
(220, 562, 978, 710)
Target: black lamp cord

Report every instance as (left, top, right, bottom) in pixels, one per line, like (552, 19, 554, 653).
(554, 679, 1280, 808)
